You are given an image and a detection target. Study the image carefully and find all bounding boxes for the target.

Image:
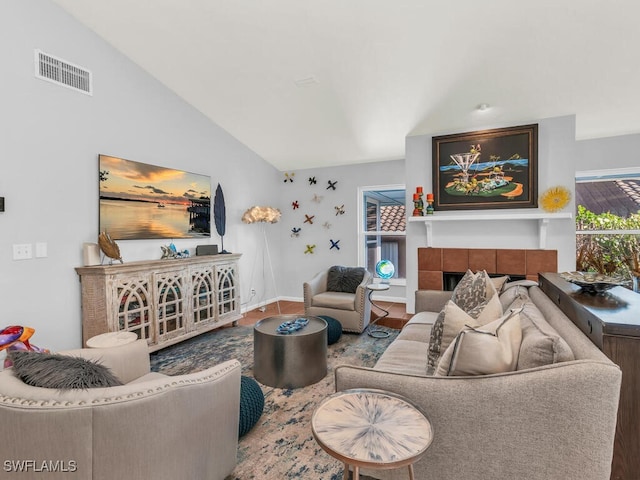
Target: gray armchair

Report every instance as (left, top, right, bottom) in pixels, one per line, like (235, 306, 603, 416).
(304, 267, 372, 333)
(0, 340, 240, 480)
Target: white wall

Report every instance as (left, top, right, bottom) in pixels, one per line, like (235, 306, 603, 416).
(405, 115, 579, 312)
(0, 0, 281, 352)
(576, 132, 640, 171)
(275, 160, 406, 302)
(3, 1, 638, 354)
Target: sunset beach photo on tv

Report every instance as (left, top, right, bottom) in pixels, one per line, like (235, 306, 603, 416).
(99, 154, 211, 240)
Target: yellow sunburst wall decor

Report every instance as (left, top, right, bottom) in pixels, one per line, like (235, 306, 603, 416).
(540, 186, 571, 212)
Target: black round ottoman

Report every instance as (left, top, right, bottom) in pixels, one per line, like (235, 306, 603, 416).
(318, 315, 342, 345)
(239, 376, 264, 437)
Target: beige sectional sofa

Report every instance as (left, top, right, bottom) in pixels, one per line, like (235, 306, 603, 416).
(0, 340, 240, 480)
(335, 282, 622, 480)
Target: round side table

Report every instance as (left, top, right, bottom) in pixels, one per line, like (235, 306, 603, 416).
(312, 388, 433, 480)
(253, 315, 327, 389)
(366, 283, 391, 338)
(86, 331, 138, 348)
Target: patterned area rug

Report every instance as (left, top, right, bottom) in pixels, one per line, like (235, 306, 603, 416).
(150, 324, 399, 480)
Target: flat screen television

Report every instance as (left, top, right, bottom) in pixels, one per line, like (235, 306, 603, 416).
(99, 154, 211, 240)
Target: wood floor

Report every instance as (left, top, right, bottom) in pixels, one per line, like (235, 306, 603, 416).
(238, 300, 411, 329)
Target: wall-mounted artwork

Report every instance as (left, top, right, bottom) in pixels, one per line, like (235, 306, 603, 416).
(432, 124, 538, 210)
(99, 154, 211, 240)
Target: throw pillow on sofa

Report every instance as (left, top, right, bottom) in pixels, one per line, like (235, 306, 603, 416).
(435, 307, 523, 376)
(326, 266, 366, 294)
(490, 275, 510, 293)
(450, 270, 487, 312)
(426, 294, 502, 374)
(517, 301, 575, 370)
(426, 270, 501, 374)
(499, 284, 532, 311)
(8, 350, 123, 389)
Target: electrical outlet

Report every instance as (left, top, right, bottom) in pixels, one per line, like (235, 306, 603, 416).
(13, 243, 32, 260)
(250, 288, 256, 296)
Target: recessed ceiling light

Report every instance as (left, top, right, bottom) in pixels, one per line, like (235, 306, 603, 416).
(477, 103, 490, 111)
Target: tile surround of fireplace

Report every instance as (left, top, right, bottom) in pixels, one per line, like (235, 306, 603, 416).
(418, 247, 557, 290)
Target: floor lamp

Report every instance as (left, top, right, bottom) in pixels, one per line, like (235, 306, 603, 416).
(242, 206, 282, 314)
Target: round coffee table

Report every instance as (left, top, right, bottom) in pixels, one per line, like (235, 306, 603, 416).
(253, 315, 327, 389)
(312, 388, 433, 480)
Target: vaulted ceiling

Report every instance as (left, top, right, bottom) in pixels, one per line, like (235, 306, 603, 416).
(53, 0, 640, 171)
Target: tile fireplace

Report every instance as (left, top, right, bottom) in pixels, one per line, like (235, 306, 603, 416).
(418, 247, 557, 290)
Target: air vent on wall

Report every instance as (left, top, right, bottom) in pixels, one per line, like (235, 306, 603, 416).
(34, 49, 92, 95)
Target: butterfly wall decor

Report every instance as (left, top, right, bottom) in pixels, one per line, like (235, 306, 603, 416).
(334, 204, 345, 215)
(292, 200, 299, 210)
(327, 180, 338, 190)
(322, 221, 332, 229)
(308, 176, 317, 185)
(284, 172, 295, 183)
(304, 244, 316, 254)
(312, 194, 323, 203)
(330, 239, 340, 250)
(291, 227, 301, 237)
(304, 214, 315, 224)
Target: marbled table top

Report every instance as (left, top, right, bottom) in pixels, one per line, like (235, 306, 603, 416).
(312, 389, 433, 467)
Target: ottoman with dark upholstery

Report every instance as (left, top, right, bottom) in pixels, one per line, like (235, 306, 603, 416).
(319, 315, 342, 345)
(239, 376, 264, 437)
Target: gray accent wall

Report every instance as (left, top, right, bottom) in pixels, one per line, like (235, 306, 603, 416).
(0, 0, 281, 351)
(274, 160, 406, 303)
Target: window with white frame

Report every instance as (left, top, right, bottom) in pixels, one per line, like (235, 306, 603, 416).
(575, 168, 640, 290)
(358, 185, 406, 282)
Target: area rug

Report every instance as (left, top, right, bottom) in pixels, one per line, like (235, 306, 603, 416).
(150, 324, 399, 480)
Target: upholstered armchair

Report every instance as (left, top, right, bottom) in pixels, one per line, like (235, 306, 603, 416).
(304, 266, 372, 333)
(0, 340, 240, 480)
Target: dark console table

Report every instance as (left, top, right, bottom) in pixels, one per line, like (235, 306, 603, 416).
(539, 272, 640, 480)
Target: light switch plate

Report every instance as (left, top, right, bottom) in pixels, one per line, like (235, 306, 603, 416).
(35, 242, 47, 258)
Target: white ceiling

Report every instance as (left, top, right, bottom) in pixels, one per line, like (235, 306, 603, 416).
(53, 0, 640, 171)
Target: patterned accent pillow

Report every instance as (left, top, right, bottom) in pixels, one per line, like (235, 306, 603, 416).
(426, 309, 446, 374)
(426, 294, 503, 374)
(450, 270, 487, 313)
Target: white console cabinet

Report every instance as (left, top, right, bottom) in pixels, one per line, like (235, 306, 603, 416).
(75, 254, 242, 351)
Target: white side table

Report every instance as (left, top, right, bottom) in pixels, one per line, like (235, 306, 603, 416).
(86, 331, 138, 348)
(366, 283, 391, 338)
(312, 388, 433, 480)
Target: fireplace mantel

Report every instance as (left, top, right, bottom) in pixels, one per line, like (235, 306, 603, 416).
(408, 211, 572, 249)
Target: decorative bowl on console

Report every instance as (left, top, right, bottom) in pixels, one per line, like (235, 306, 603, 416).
(560, 271, 624, 295)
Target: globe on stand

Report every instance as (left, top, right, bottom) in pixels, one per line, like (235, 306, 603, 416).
(375, 260, 395, 283)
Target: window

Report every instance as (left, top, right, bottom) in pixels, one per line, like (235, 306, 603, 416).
(575, 168, 640, 290)
(358, 185, 406, 282)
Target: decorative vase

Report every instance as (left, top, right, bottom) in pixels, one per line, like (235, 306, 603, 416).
(426, 193, 434, 215)
(412, 187, 424, 216)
